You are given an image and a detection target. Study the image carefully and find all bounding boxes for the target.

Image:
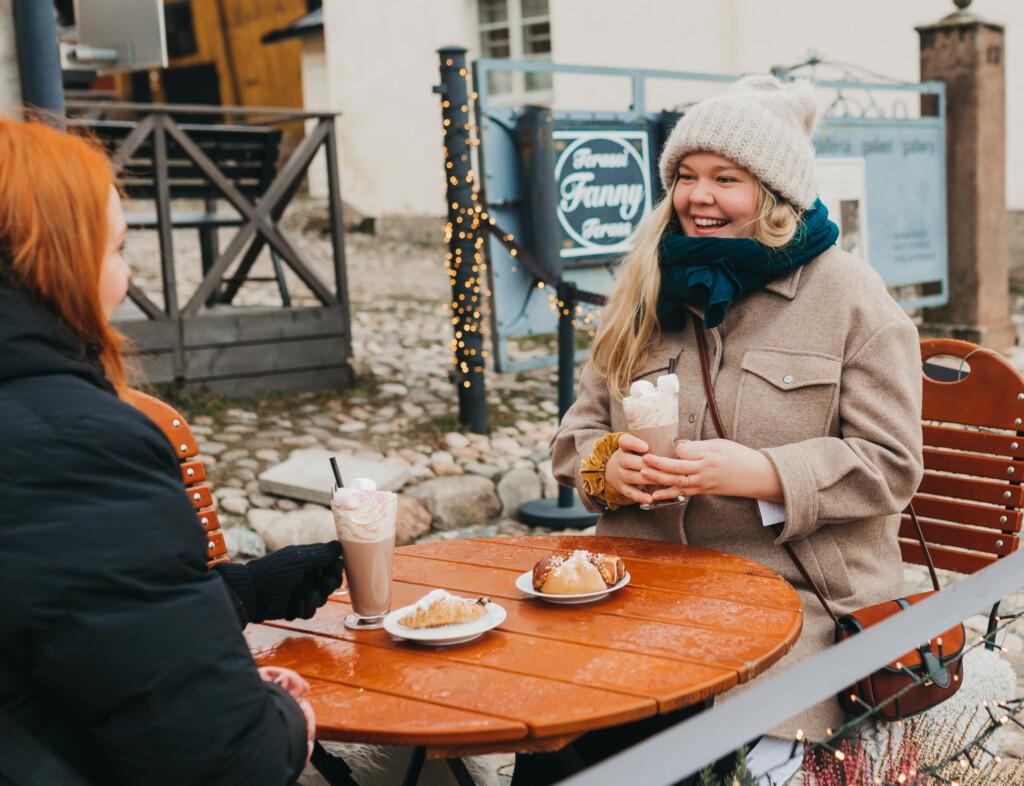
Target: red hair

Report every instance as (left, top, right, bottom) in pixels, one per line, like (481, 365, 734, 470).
(0, 117, 128, 393)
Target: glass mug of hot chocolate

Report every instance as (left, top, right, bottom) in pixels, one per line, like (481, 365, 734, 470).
(621, 373, 686, 511)
(331, 478, 397, 629)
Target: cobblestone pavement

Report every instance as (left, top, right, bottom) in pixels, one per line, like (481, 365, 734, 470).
(121, 200, 1024, 779)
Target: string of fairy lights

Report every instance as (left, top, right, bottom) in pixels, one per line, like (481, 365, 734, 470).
(439, 57, 487, 392)
(787, 608, 1024, 785)
(438, 55, 603, 392)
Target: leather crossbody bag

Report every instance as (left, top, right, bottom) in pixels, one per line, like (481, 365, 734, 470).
(692, 319, 964, 721)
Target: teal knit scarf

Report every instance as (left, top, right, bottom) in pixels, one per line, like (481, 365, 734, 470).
(655, 198, 840, 330)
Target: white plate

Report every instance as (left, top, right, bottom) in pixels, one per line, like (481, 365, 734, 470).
(515, 570, 631, 605)
(383, 601, 506, 646)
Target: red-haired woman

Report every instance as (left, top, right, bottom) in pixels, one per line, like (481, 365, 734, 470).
(0, 118, 338, 785)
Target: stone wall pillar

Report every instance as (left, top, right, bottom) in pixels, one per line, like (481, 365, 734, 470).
(918, 1, 1016, 348)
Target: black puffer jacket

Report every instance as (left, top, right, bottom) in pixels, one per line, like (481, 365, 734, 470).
(0, 283, 307, 785)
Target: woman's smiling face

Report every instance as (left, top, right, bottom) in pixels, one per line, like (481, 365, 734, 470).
(672, 152, 759, 239)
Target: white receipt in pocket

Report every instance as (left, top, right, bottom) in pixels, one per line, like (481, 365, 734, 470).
(757, 499, 786, 527)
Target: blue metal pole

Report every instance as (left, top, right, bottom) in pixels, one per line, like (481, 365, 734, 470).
(12, 0, 65, 122)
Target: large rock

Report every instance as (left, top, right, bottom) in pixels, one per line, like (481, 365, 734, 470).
(220, 495, 250, 516)
(396, 495, 431, 545)
(405, 476, 501, 531)
(258, 448, 410, 505)
(536, 459, 559, 498)
(248, 507, 335, 552)
(223, 524, 267, 561)
(463, 462, 504, 481)
(497, 468, 542, 517)
(432, 462, 464, 477)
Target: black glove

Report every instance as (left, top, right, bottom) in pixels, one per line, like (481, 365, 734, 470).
(215, 541, 344, 625)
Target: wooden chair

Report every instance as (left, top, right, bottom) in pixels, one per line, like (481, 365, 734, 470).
(906, 339, 1024, 647)
(124, 389, 229, 567)
(124, 390, 359, 785)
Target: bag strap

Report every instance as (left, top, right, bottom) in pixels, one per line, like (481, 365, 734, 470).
(908, 503, 942, 593)
(691, 319, 940, 624)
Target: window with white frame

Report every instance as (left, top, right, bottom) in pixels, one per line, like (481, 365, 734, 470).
(477, 0, 552, 99)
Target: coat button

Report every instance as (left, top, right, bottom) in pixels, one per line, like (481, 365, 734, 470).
(783, 374, 794, 384)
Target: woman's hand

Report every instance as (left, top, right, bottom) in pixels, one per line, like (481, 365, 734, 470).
(640, 439, 783, 502)
(259, 666, 316, 763)
(604, 433, 655, 506)
(258, 666, 309, 698)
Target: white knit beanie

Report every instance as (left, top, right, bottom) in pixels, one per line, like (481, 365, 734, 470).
(658, 75, 819, 210)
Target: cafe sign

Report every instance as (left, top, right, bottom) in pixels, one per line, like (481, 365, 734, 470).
(553, 129, 653, 259)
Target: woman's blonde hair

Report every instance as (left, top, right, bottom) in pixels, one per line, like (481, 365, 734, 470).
(589, 176, 801, 399)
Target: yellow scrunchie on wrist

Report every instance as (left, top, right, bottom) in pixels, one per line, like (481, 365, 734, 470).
(579, 432, 635, 510)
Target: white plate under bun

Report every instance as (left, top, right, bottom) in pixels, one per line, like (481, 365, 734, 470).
(515, 570, 631, 605)
(383, 600, 506, 646)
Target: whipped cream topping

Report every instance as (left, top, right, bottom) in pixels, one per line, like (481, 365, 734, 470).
(622, 373, 679, 429)
(547, 549, 601, 569)
(546, 550, 602, 587)
(331, 478, 397, 542)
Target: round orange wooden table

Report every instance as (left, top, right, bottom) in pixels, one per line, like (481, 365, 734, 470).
(246, 534, 802, 776)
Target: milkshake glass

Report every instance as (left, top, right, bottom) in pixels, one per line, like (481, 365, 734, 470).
(621, 374, 685, 510)
(331, 478, 397, 629)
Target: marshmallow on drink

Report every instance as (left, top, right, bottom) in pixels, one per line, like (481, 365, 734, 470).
(621, 374, 680, 430)
(331, 477, 397, 542)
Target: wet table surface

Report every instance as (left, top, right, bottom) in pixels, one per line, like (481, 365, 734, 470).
(246, 534, 803, 757)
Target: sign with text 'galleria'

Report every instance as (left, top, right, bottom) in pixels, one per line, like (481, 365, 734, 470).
(553, 130, 653, 260)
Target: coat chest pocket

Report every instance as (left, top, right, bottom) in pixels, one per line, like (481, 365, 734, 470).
(732, 349, 841, 448)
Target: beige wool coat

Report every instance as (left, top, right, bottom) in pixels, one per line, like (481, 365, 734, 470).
(551, 246, 924, 738)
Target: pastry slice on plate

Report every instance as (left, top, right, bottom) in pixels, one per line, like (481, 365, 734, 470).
(398, 589, 490, 629)
(532, 549, 627, 594)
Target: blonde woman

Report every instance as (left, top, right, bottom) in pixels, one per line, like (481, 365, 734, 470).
(547, 76, 923, 783)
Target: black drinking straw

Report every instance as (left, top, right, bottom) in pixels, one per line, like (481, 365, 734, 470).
(329, 457, 344, 488)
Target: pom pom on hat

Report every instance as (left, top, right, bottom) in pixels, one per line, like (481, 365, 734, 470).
(658, 75, 820, 209)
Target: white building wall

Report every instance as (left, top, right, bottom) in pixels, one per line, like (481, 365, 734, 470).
(323, 0, 1024, 217)
(302, 38, 329, 199)
(0, 0, 23, 116)
(323, 0, 478, 218)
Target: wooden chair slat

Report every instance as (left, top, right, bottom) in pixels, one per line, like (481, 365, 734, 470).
(125, 390, 199, 459)
(899, 539, 997, 574)
(912, 340, 1024, 577)
(180, 460, 206, 484)
(917, 470, 1024, 506)
(923, 446, 1024, 482)
(922, 423, 1024, 457)
(187, 484, 213, 510)
(899, 515, 1019, 556)
(921, 339, 1024, 430)
(125, 389, 227, 568)
(911, 494, 1023, 533)
(198, 507, 220, 533)
(206, 530, 228, 561)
